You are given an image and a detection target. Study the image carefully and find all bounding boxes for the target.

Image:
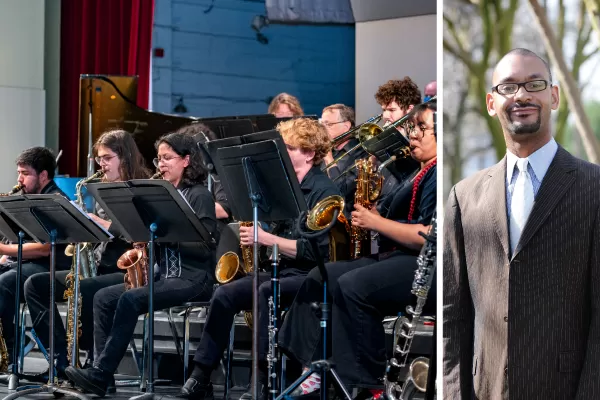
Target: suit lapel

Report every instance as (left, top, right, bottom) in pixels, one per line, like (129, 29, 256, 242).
(487, 157, 510, 260)
(512, 146, 577, 258)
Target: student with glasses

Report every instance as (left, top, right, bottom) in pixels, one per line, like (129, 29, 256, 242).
(444, 48, 600, 399)
(319, 103, 368, 216)
(24, 130, 151, 381)
(65, 132, 220, 397)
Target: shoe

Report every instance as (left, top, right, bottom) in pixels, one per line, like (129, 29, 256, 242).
(64, 365, 112, 397)
(179, 378, 214, 400)
(107, 374, 116, 394)
(240, 380, 267, 400)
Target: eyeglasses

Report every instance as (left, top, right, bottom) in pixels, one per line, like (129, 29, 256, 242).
(406, 123, 434, 140)
(492, 80, 550, 96)
(153, 155, 181, 168)
(95, 155, 117, 165)
(318, 119, 347, 128)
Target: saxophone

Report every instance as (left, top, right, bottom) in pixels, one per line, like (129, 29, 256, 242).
(116, 171, 162, 290)
(64, 170, 104, 366)
(0, 183, 24, 371)
(215, 221, 255, 327)
(384, 211, 437, 400)
(351, 158, 383, 259)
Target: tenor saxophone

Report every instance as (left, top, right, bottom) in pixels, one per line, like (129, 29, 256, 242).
(350, 158, 383, 259)
(64, 170, 104, 367)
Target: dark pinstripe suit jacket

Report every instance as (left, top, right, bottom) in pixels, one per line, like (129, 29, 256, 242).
(443, 146, 600, 400)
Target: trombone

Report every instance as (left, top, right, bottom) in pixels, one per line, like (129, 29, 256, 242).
(321, 114, 382, 172)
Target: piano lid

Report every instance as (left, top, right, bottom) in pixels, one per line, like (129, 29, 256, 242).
(76, 75, 317, 178)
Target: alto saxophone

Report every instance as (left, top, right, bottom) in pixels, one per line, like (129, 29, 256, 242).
(351, 158, 383, 259)
(0, 183, 24, 371)
(384, 211, 437, 400)
(115, 171, 162, 289)
(64, 170, 104, 366)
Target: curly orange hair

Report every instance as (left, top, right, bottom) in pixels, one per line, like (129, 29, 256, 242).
(277, 118, 331, 165)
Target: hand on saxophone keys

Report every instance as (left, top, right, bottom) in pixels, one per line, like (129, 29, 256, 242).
(351, 204, 380, 230)
(239, 223, 268, 246)
(124, 272, 133, 290)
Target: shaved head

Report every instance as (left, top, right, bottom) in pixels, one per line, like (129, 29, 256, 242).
(493, 48, 552, 85)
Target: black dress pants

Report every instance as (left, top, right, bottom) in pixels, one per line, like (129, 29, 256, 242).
(278, 257, 376, 366)
(93, 273, 213, 374)
(193, 273, 306, 369)
(332, 254, 436, 387)
(0, 261, 66, 355)
(24, 270, 125, 360)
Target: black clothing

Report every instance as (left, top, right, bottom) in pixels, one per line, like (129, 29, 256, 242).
(191, 165, 341, 370)
(278, 163, 437, 386)
(91, 182, 218, 374)
(326, 138, 367, 217)
(0, 180, 71, 355)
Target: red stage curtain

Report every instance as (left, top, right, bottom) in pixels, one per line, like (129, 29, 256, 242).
(58, 0, 154, 176)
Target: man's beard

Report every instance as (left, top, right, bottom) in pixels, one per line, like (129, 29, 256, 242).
(22, 181, 40, 194)
(505, 103, 542, 135)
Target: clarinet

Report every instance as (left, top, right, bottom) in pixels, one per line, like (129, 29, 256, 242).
(385, 210, 437, 400)
(267, 244, 281, 399)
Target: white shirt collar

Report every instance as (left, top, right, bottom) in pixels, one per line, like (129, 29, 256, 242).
(506, 138, 558, 183)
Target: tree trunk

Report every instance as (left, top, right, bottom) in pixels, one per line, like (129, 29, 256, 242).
(528, 0, 600, 164)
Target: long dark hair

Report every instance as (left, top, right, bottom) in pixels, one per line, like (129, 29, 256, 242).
(94, 130, 151, 180)
(155, 132, 206, 186)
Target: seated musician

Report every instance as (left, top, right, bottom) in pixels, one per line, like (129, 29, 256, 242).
(64, 132, 219, 396)
(320, 104, 367, 217)
(172, 122, 233, 232)
(179, 118, 341, 400)
(278, 101, 437, 395)
(373, 77, 423, 215)
(0, 147, 70, 367)
(23, 130, 150, 380)
(268, 92, 304, 118)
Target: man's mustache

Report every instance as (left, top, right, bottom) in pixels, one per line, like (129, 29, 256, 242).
(508, 103, 541, 112)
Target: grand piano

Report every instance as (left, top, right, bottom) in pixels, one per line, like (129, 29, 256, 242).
(75, 75, 298, 178)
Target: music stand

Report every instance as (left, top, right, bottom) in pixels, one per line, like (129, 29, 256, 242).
(213, 132, 306, 399)
(86, 179, 216, 400)
(0, 211, 31, 389)
(0, 194, 112, 400)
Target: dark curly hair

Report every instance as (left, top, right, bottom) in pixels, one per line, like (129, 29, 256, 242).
(155, 132, 206, 186)
(173, 122, 219, 143)
(94, 130, 152, 180)
(16, 147, 56, 179)
(375, 77, 422, 110)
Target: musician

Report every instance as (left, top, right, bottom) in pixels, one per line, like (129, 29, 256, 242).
(179, 118, 341, 400)
(372, 78, 423, 216)
(0, 146, 70, 366)
(64, 132, 219, 397)
(24, 130, 150, 380)
(444, 49, 600, 399)
(320, 103, 367, 216)
(173, 122, 232, 231)
(424, 80, 436, 102)
(268, 92, 304, 118)
(278, 102, 437, 394)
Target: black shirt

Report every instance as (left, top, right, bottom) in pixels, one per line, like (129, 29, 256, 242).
(158, 182, 219, 281)
(378, 164, 437, 255)
(326, 138, 368, 217)
(268, 165, 342, 276)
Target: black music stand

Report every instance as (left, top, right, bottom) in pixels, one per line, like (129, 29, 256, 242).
(86, 179, 215, 400)
(0, 211, 31, 389)
(213, 132, 306, 399)
(0, 194, 112, 400)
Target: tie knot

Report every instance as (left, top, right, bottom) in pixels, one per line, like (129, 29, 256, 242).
(516, 158, 529, 172)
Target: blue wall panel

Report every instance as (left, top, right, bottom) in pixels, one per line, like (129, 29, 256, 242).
(151, 0, 355, 118)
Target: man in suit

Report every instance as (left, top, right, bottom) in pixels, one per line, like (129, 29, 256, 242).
(443, 48, 600, 400)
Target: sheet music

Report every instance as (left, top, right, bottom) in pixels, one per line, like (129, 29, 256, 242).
(69, 200, 114, 240)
